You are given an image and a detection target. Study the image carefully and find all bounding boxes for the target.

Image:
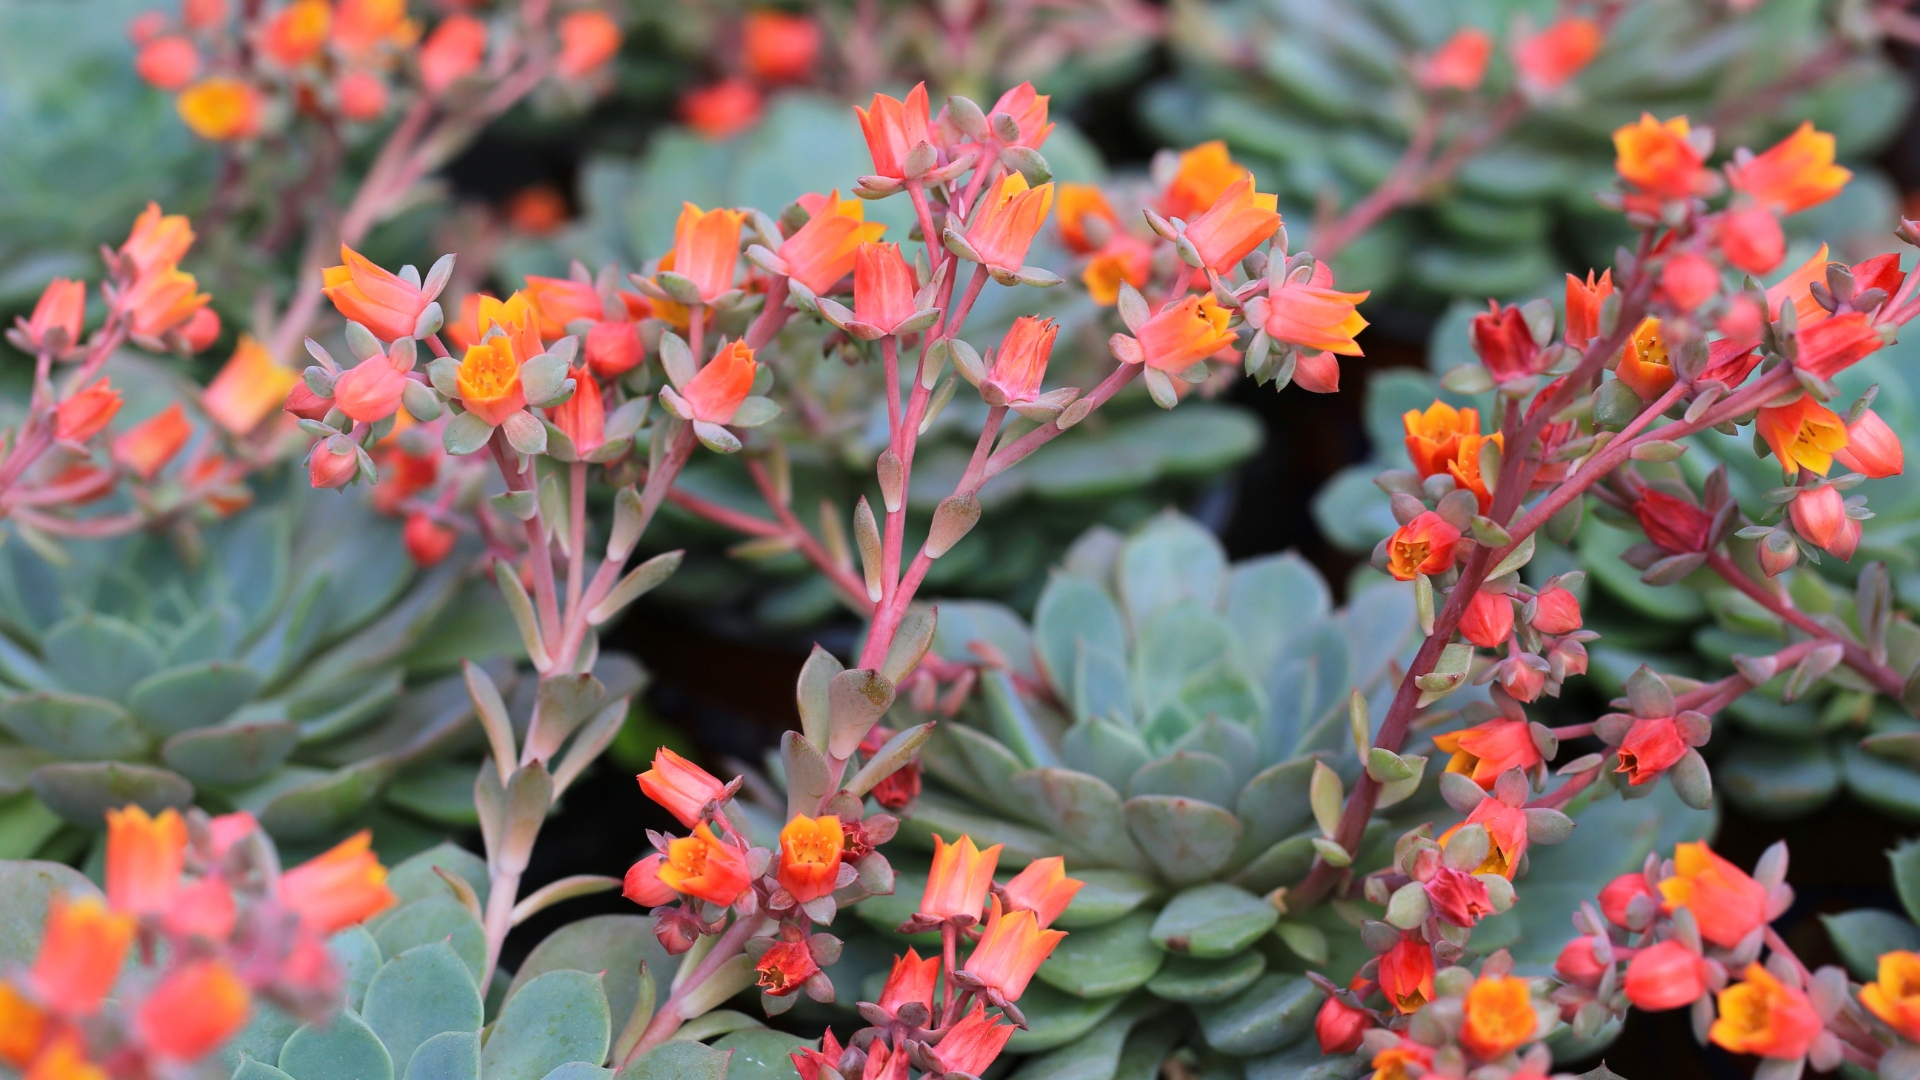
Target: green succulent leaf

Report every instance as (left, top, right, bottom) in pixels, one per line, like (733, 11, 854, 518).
(1053, 869, 1160, 930)
(127, 661, 263, 737)
(386, 842, 492, 909)
(1009, 767, 1150, 871)
(1822, 909, 1920, 982)
(1145, 950, 1267, 1005)
(615, 1040, 729, 1080)
(1149, 884, 1278, 959)
(373, 896, 487, 987)
(481, 969, 612, 1080)
(506, 915, 679, 1037)
(234, 1060, 299, 1080)
(0, 859, 97, 964)
(30, 760, 192, 827)
(42, 614, 162, 702)
(1036, 910, 1164, 997)
(362, 941, 484, 1076)
(279, 1009, 393, 1080)
(1004, 981, 1131, 1054)
(708, 1029, 812, 1080)
(1, 692, 146, 760)
(1128, 751, 1237, 807)
(1196, 973, 1318, 1056)
(222, 1007, 304, 1075)
(403, 1031, 479, 1080)
(161, 720, 301, 786)
(330, 925, 383, 1013)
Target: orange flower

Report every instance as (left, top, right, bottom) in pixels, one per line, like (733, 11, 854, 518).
(309, 438, 359, 489)
(987, 82, 1053, 148)
(456, 338, 527, 427)
(402, 512, 456, 567)
(105, 806, 187, 917)
(877, 949, 940, 1018)
(323, 245, 429, 343)
(203, 336, 300, 435)
(278, 830, 396, 934)
(1766, 243, 1832, 326)
(1420, 28, 1492, 92)
(32, 895, 134, 1015)
(0, 982, 46, 1067)
(122, 203, 194, 277)
(853, 242, 919, 335)
(932, 1003, 1015, 1077)
(125, 265, 210, 340)
(778, 814, 844, 904)
(1565, 269, 1613, 346)
(137, 35, 202, 89)
(742, 10, 819, 83)
(1447, 430, 1502, 512)
(1732, 122, 1850, 215)
(623, 853, 676, 908)
(1369, 1041, 1432, 1080)
(25, 279, 85, 354)
(1055, 184, 1117, 254)
(1710, 964, 1822, 1059)
(1402, 401, 1478, 478)
(1159, 141, 1248, 222)
(1659, 842, 1769, 949)
(1460, 975, 1537, 1059)
(162, 875, 238, 942)
(1133, 295, 1234, 374)
(1756, 396, 1848, 477)
(678, 341, 756, 424)
(1435, 719, 1540, 788)
(1457, 591, 1515, 650)
(1613, 114, 1709, 200)
(420, 14, 486, 94)
(23, 1037, 106, 1080)
(523, 276, 605, 339)
(1082, 236, 1152, 306)
(1183, 177, 1280, 274)
(1440, 797, 1530, 879)
(781, 191, 884, 295)
(177, 77, 261, 140)
(112, 403, 192, 480)
(557, 10, 622, 78)
(919, 833, 1001, 924)
(1663, 251, 1719, 313)
(966, 173, 1054, 274)
(549, 366, 604, 455)
(1861, 950, 1920, 1041)
(1617, 716, 1689, 784)
(756, 939, 819, 997)
(1386, 511, 1459, 581)
(638, 747, 727, 829)
(1378, 935, 1434, 1014)
(1533, 588, 1582, 635)
(657, 823, 751, 906)
(1001, 856, 1083, 929)
(332, 0, 414, 54)
(1835, 408, 1902, 478)
(466, 292, 545, 359)
(984, 316, 1057, 404)
(1315, 994, 1371, 1055)
(856, 83, 932, 180)
(1514, 17, 1601, 92)
(1796, 312, 1884, 379)
(1623, 939, 1708, 1011)
(1615, 317, 1674, 401)
(55, 380, 122, 444)
(136, 960, 250, 1061)
(1788, 483, 1846, 552)
(959, 898, 1065, 1003)
(262, 0, 330, 66)
(585, 319, 643, 378)
(1263, 262, 1368, 355)
(669, 204, 746, 303)
(682, 80, 763, 140)
(1720, 205, 1786, 276)
(181, 306, 222, 354)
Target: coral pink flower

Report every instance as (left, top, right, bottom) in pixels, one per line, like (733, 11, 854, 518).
(1659, 842, 1768, 948)
(683, 80, 763, 139)
(204, 337, 299, 435)
(23, 279, 85, 355)
(781, 191, 885, 295)
(1565, 269, 1613, 346)
(679, 341, 757, 424)
(1600, 873, 1655, 927)
(310, 439, 359, 489)
(56, 381, 122, 444)
(137, 35, 200, 90)
(987, 82, 1054, 148)
(403, 513, 456, 567)
(1421, 28, 1492, 91)
(669, 204, 746, 302)
(1797, 312, 1885, 379)
(331, 0, 413, 54)
(1184, 177, 1280, 273)
(1159, 141, 1248, 222)
(335, 69, 388, 121)
(1002, 857, 1083, 929)
(521, 276, 605, 340)
(856, 83, 933, 180)
(1617, 716, 1688, 785)
(756, 939, 819, 997)
(743, 10, 819, 83)
(1378, 935, 1434, 1013)
(105, 806, 186, 916)
(31, 896, 134, 1015)
(161, 876, 237, 942)
(1441, 797, 1530, 878)
(1555, 937, 1608, 986)
(933, 1004, 1016, 1076)
(136, 960, 250, 1061)
(1836, 408, 1903, 478)
(262, 0, 329, 65)
(278, 830, 397, 934)
(1135, 295, 1235, 373)
(1789, 484, 1846, 552)
(1434, 718, 1540, 789)
(638, 747, 728, 829)
(557, 10, 622, 78)
(876, 949, 939, 1018)
(984, 316, 1057, 404)
(959, 898, 1065, 1003)
(1470, 302, 1538, 381)
(323, 245, 429, 342)
(657, 824, 750, 906)
(1426, 867, 1495, 927)
(125, 265, 210, 339)
(966, 174, 1054, 275)
(112, 403, 192, 480)
(1720, 205, 1785, 275)
(1731, 122, 1851, 214)
(1458, 591, 1515, 650)
(549, 366, 605, 455)
(1315, 994, 1372, 1054)
(284, 381, 333, 423)
(853, 242, 919, 335)
(122, 203, 194, 276)
(623, 853, 676, 907)
(1625, 941, 1708, 1011)
(332, 355, 410, 423)
(585, 320, 643, 378)
(1662, 251, 1719, 312)
(420, 14, 486, 94)
(1265, 261, 1367, 355)
(1711, 964, 1822, 1060)
(1614, 114, 1712, 200)
(1531, 587, 1582, 635)
(1386, 511, 1459, 581)
(919, 833, 1001, 924)
(1515, 17, 1601, 92)
(777, 814, 844, 904)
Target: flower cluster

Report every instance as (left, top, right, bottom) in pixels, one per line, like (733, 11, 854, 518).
(129, 0, 622, 141)
(0, 805, 393, 1078)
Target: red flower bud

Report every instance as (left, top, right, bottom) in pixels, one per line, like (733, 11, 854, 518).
(1554, 936, 1609, 987)
(309, 437, 360, 489)
(1835, 408, 1903, 479)
(585, 320, 644, 378)
(1599, 873, 1656, 928)
(1531, 587, 1582, 635)
(1661, 251, 1719, 312)
(1459, 590, 1514, 649)
(623, 853, 676, 908)
(403, 512, 456, 567)
(1314, 995, 1372, 1054)
(137, 35, 201, 90)
(1719, 206, 1785, 276)
(1624, 940, 1708, 1011)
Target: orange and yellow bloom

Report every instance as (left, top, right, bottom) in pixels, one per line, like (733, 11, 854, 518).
(852, 241, 920, 336)
(112, 403, 193, 481)
(31, 896, 134, 1015)
(1659, 841, 1769, 949)
(1710, 963, 1822, 1060)
(122, 203, 194, 277)
(918, 833, 1001, 924)
(777, 814, 844, 904)
(1731, 122, 1851, 215)
(1055, 184, 1117, 254)
(1403, 401, 1478, 479)
(1441, 797, 1530, 879)
(262, 0, 330, 65)
(959, 898, 1065, 1003)
(1566, 269, 1614, 346)
(456, 338, 527, 427)
(1615, 317, 1675, 401)
(125, 265, 210, 340)
(678, 342, 757, 425)
(1183, 177, 1281, 273)
(1613, 114, 1711, 201)
(756, 939, 819, 997)
(657, 824, 750, 907)
(1386, 511, 1459, 581)
(984, 316, 1057, 404)
(1617, 716, 1688, 784)
(1435, 719, 1541, 789)
(1158, 141, 1248, 223)
(638, 747, 728, 829)
(278, 830, 396, 935)
(1796, 312, 1885, 379)
(668, 204, 746, 303)
(323, 246, 429, 342)
(966, 174, 1054, 274)
(1264, 263, 1368, 355)
(781, 191, 884, 295)
(23, 279, 84, 354)
(1133, 295, 1234, 374)
(1515, 17, 1601, 93)
(523, 276, 605, 339)
(177, 78, 261, 141)
(1459, 975, 1537, 1059)
(856, 84, 933, 180)
(1861, 949, 1920, 1041)
(55, 381, 122, 444)
(1756, 396, 1849, 477)
(203, 337, 300, 435)
(105, 805, 187, 917)
(1001, 856, 1083, 929)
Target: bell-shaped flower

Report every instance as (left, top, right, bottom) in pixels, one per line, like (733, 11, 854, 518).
(524, 275, 605, 339)
(965, 174, 1054, 276)
(624, 853, 677, 908)
(585, 319, 644, 378)
(1616, 716, 1688, 785)
(420, 14, 486, 94)
(1836, 408, 1902, 478)
(916, 833, 1000, 926)
(1757, 396, 1848, 477)
(657, 823, 750, 907)
(1470, 301, 1537, 381)
(1789, 483, 1847, 554)
(549, 367, 605, 456)
(1662, 251, 1720, 313)
(1158, 140, 1247, 222)
(781, 191, 885, 296)
(987, 82, 1053, 148)
(1184, 177, 1280, 274)
(1515, 17, 1601, 93)
(309, 436, 360, 489)
(22, 279, 84, 355)
(1532, 587, 1582, 635)
(278, 830, 396, 935)
(1565, 269, 1614, 345)
(322, 245, 429, 342)
(1731, 122, 1851, 214)
(333, 353, 411, 424)
(1659, 841, 1769, 948)
(983, 316, 1057, 405)
(1613, 113, 1713, 200)
(675, 341, 757, 425)
(777, 813, 844, 904)
(112, 403, 192, 481)
(875, 949, 939, 1020)
(203, 337, 299, 435)
(1433, 718, 1539, 789)
(958, 898, 1065, 1004)
(121, 202, 194, 277)
(105, 806, 187, 917)
(1861, 950, 1920, 1041)
(1720, 205, 1786, 276)
(1632, 489, 1713, 554)
(456, 338, 528, 427)
(1615, 317, 1675, 400)
(136, 960, 250, 1061)
(31, 896, 134, 1015)
(1555, 937, 1609, 987)
(856, 83, 932, 180)
(125, 264, 210, 340)
(1797, 312, 1885, 379)
(1624, 940, 1708, 1011)
(666, 204, 745, 304)
(1264, 261, 1367, 355)
(1001, 856, 1082, 929)
(1440, 795, 1530, 879)
(1600, 873, 1657, 928)
(1458, 590, 1515, 650)
(931, 1004, 1016, 1076)
(1459, 976, 1538, 1060)
(1377, 934, 1434, 1014)
(1402, 401, 1479, 479)
(1385, 511, 1459, 581)
(756, 939, 820, 998)
(56, 380, 122, 444)
(1710, 964, 1822, 1060)
(638, 747, 727, 829)
(852, 242, 920, 336)
(1133, 295, 1235, 374)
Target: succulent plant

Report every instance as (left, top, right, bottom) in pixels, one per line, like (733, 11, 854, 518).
(510, 93, 1262, 628)
(0, 471, 531, 863)
(1143, 0, 1907, 302)
(834, 511, 1709, 1078)
(1314, 307, 1920, 828)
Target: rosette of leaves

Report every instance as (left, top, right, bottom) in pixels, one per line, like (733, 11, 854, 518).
(1313, 310, 1920, 827)
(834, 511, 1709, 1079)
(1142, 0, 1906, 302)
(0, 471, 536, 864)
(503, 93, 1262, 628)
